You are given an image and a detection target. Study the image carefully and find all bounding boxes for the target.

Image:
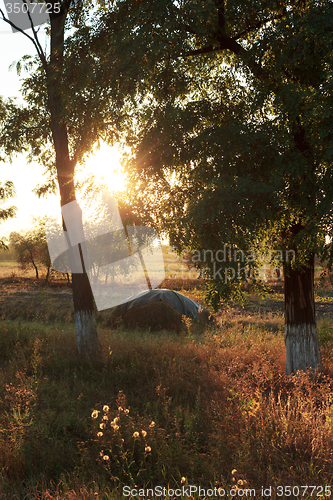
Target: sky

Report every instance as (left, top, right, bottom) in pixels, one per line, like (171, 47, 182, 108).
(0, 4, 125, 240)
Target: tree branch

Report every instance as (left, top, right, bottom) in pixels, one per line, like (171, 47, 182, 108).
(0, 6, 48, 74)
(215, 0, 226, 39)
(184, 44, 216, 57)
(231, 10, 287, 41)
(22, 0, 48, 73)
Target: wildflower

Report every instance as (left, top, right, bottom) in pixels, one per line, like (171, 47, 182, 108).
(237, 480, 243, 486)
(112, 417, 120, 424)
(119, 438, 124, 444)
(124, 409, 129, 415)
(133, 431, 139, 438)
(112, 424, 119, 432)
(118, 406, 123, 411)
(231, 469, 237, 475)
(91, 410, 99, 419)
(99, 423, 106, 429)
(145, 446, 151, 452)
(141, 430, 147, 438)
(103, 455, 110, 461)
(103, 415, 108, 421)
(149, 421, 155, 428)
(181, 477, 186, 484)
(103, 405, 109, 412)
(97, 432, 103, 437)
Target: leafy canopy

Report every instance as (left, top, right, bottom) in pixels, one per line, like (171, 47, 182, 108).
(97, 0, 333, 307)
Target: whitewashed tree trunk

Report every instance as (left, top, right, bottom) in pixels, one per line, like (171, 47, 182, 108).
(285, 324, 322, 375)
(75, 309, 100, 356)
(284, 252, 323, 378)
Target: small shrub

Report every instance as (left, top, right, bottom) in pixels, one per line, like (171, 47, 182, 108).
(90, 391, 158, 486)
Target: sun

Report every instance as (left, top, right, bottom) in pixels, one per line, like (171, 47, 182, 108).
(78, 143, 126, 194)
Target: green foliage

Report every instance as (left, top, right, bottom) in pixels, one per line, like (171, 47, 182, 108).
(111, 0, 333, 309)
(0, 1, 139, 198)
(0, 179, 17, 250)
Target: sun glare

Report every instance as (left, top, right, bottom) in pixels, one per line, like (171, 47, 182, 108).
(78, 144, 126, 194)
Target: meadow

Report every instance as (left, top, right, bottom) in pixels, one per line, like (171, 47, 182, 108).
(0, 252, 332, 499)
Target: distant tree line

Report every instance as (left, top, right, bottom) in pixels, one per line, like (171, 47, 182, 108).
(8, 216, 70, 283)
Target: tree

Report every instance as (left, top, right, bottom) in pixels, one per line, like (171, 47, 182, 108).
(0, 0, 137, 356)
(10, 216, 59, 281)
(94, 0, 333, 378)
(10, 229, 42, 279)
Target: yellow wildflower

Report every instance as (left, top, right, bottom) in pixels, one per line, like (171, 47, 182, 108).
(133, 431, 139, 438)
(141, 430, 147, 438)
(103, 405, 109, 412)
(145, 446, 151, 452)
(103, 455, 110, 461)
(91, 410, 99, 419)
(149, 421, 155, 428)
(97, 432, 103, 437)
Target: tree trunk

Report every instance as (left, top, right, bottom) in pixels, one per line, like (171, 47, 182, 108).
(56, 171, 100, 357)
(47, 11, 100, 357)
(284, 252, 323, 378)
(31, 255, 39, 279)
(45, 264, 50, 283)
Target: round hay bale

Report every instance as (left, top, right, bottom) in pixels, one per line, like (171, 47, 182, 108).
(123, 300, 183, 333)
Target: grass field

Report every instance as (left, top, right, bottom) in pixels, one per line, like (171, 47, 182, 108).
(0, 253, 332, 499)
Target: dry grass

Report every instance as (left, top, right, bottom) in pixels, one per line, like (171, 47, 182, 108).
(0, 253, 332, 499)
(0, 260, 35, 279)
(0, 307, 332, 498)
